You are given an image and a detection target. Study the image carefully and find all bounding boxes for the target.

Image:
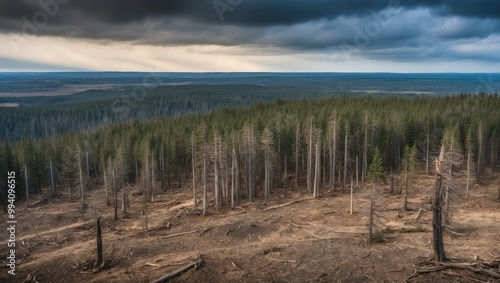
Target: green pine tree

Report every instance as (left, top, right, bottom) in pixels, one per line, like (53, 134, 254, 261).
(367, 147, 384, 184)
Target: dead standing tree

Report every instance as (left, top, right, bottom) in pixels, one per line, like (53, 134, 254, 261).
(433, 139, 464, 262)
(327, 115, 337, 191)
(261, 128, 275, 199)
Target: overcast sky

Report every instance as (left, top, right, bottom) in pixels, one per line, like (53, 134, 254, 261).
(0, 0, 499, 72)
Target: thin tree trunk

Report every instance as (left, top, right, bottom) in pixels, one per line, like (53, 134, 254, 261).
(403, 160, 408, 211)
(477, 123, 483, 183)
(86, 151, 90, 177)
(295, 123, 300, 191)
(151, 155, 155, 202)
(231, 149, 236, 209)
(50, 159, 56, 197)
(264, 143, 270, 199)
(284, 154, 288, 198)
(104, 166, 109, 206)
(122, 188, 127, 214)
(343, 124, 348, 192)
(96, 217, 103, 266)
(235, 150, 240, 204)
(313, 130, 321, 198)
(135, 156, 139, 183)
(79, 161, 85, 206)
(355, 156, 359, 187)
(369, 183, 375, 242)
(146, 150, 150, 200)
(192, 140, 197, 208)
(161, 150, 165, 191)
(363, 114, 368, 183)
(214, 136, 220, 209)
(331, 117, 337, 191)
(432, 174, 446, 262)
(350, 179, 354, 215)
(466, 138, 471, 198)
(307, 119, 313, 194)
(25, 164, 29, 207)
(113, 168, 117, 221)
(426, 129, 430, 175)
(203, 145, 208, 216)
(390, 170, 394, 194)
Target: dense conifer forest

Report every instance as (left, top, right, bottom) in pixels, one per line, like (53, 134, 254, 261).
(1, 93, 498, 210)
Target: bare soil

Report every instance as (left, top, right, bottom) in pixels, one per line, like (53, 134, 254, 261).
(1, 173, 499, 283)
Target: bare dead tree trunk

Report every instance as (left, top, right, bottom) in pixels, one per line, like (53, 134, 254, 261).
(343, 124, 348, 192)
(477, 123, 484, 183)
(143, 199, 149, 237)
(113, 168, 117, 221)
(466, 137, 471, 198)
(25, 164, 29, 207)
(313, 129, 321, 198)
(283, 154, 288, 198)
(355, 155, 359, 187)
(389, 170, 394, 194)
(426, 129, 430, 175)
(79, 160, 85, 207)
(103, 165, 109, 206)
(330, 116, 337, 191)
(235, 150, 240, 203)
(135, 156, 139, 184)
(192, 139, 197, 208)
(403, 159, 409, 211)
(322, 142, 326, 187)
(203, 145, 208, 216)
(160, 150, 165, 191)
(146, 148, 150, 201)
(432, 172, 446, 262)
(295, 123, 300, 191)
(350, 179, 354, 215)
(231, 148, 236, 209)
(50, 159, 56, 197)
(307, 118, 313, 194)
(363, 114, 368, 183)
(96, 217, 103, 266)
(86, 150, 90, 178)
(151, 155, 155, 203)
(214, 135, 220, 209)
(369, 184, 375, 242)
(122, 188, 127, 215)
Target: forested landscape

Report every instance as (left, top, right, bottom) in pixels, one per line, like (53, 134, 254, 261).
(1, 73, 500, 282)
(2, 93, 499, 203)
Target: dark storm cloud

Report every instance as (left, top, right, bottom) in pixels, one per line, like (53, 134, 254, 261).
(1, 0, 499, 64)
(1, 0, 499, 33)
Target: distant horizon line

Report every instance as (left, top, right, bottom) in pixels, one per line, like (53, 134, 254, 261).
(0, 71, 499, 75)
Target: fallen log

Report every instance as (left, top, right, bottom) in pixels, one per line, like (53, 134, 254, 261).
(150, 257, 203, 283)
(262, 200, 300, 211)
(161, 230, 199, 239)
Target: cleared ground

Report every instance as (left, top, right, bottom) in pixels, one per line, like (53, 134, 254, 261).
(1, 173, 499, 282)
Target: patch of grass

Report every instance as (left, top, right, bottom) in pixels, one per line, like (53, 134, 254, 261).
(399, 225, 427, 233)
(370, 226, 395, 243)
(380, 226, 396, 234)
(370, 232, 386, 243)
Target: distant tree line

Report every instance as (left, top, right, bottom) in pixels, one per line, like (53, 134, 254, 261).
(0, 84, 334, 141)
